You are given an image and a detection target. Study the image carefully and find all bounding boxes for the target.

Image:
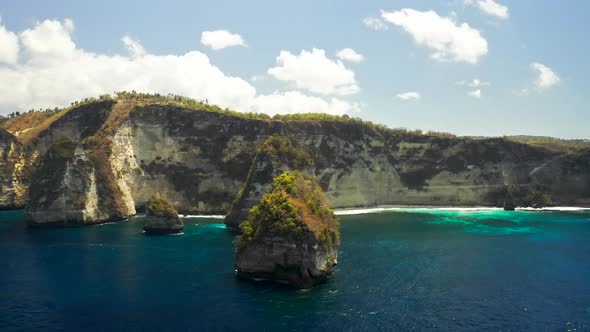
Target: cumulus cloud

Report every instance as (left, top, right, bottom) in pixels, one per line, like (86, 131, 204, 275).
(0, 21, 19, 64)
(336, 48, 364, 63)
(267, 48, 360, 95)
(19, 18, 75, 59)
(363, 17, 388, 31)
(0, 19, 358, 117)
(121, 35, 145, 58)
(468, 89, 482, 98)
(530, 62, 560, 89)
(251, 91, 360, 116)
(381, 8, 488, 64)
(200, 30, 245, 50)
(396, 91, 421, 101)
(464, 0, 509, 19)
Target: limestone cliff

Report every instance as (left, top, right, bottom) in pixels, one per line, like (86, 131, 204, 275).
(529, 149, 590, 205)
(12, 94, 590, 225)
(26, 100, 136, 225)
(235, 171, 339, 288)
(0, 129, 29, 209)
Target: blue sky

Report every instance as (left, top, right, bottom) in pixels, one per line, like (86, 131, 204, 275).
(0, 0, 588, 138)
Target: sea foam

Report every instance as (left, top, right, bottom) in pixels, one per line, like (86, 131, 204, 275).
(334, 206, 590, 215)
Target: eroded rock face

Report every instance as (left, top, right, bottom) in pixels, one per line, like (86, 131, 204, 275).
(235, 172, 340, 289)
(236, 233, 338, 288)
(20, 96, 590, 225)
(143, 216, 183, 234)
(25, 100, 136, 225)
(0, 129, 29, 209)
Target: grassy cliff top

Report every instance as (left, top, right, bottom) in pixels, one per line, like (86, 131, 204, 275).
(0, 91, 461, 144)
(505, 135, 590, 153)
(237, 171, 339, 250)
(3, 91, 586, 153)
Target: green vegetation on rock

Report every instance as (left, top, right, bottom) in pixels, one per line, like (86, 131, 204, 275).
(260, 135, 313, 169)
(505, 135, 590, 153)
(230, 135, 312, 208)
(146, 195, 178, 219)
(237, 171, 339, 250)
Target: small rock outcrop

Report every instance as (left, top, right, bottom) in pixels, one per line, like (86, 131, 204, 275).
(503, 199, 516, 211)
(235, 171, 340, 289)
(225, 135, 313, 229)
(143, 195, 183, 235)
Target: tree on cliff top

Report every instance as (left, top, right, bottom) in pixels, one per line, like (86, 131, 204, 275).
(237, 171, 339, 250)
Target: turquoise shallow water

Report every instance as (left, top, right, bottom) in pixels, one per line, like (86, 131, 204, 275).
(1, 209, 590, 331)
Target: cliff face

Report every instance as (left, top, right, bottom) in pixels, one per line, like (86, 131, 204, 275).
(0, 130, 29, 209)
(113, 105, 274, 214)
(12, 96, 590, 225)
(26, 100, 136, 225)
(529, 149, 590, 205)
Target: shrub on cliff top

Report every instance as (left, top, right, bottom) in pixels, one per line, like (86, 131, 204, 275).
(237, 171, 339, 249)
(146, 195, 178, 219)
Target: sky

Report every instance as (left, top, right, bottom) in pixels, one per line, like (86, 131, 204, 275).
(0, 0, 588, 138)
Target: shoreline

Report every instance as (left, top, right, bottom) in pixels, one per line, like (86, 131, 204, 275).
(333, 205, 590, 215)
(174, 205, 590, 219)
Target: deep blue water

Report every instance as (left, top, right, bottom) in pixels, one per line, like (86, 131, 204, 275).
(1, 209, 590, 331)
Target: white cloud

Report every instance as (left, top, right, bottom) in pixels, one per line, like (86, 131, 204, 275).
(121, 35, 145, 58)
(363, 17, 388, 31)
(457, 78, 490, 88)
(530, 62, 560, 89)
(0, 21, 19, 64)
(468, 89, 482, 98)
(200, 30, 245, 50)
(396, 91, 421, 101)
(251, 91, 360, 116)
(336, 48, 364, 63)
(19, 18, 75, 60)
(464, 0, 509, 19)
(268, 48, 360, 95)
(381, 8, 488, 64)
(0, 19, 358, 117)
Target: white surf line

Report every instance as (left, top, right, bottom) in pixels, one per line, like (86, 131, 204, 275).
(334, 207, 397, 215)
(334, 206, 590, 215)
(179, 214, 226, 219)
(333, 206, 504, 215)
(516, 207, 590, 211)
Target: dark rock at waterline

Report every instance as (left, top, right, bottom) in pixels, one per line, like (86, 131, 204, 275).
(143, 216, 183, 235)
(503, 199, 516, 211)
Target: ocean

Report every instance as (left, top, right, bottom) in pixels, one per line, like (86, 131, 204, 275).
(1, 208, 590, 331)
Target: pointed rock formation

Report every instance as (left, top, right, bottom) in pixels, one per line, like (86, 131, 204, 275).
(235, 171, 340, 289)
(225, 135, 314, 229)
